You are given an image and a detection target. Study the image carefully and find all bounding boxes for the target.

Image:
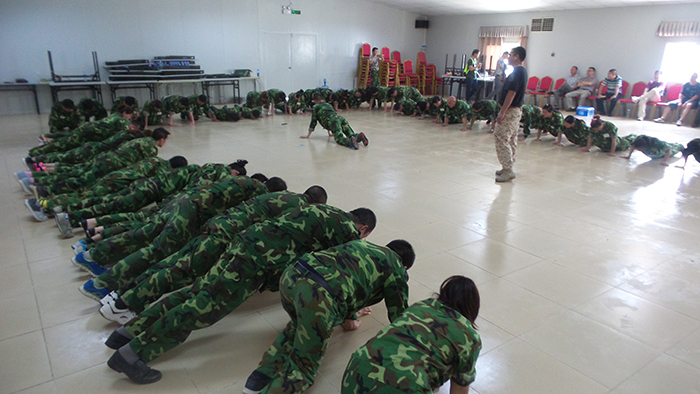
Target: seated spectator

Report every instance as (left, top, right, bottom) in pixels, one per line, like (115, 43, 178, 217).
(595, 69, 623, 116)
(550, 66, 580, 109)
(565, 67, 598, 111)
(632, 70, 666, 121)
(654, 73, 700, 126)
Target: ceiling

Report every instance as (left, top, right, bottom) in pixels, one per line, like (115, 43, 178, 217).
(367, 0, 700, 15)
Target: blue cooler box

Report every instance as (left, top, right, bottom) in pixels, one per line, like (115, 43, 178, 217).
(576, 106, 595, 117)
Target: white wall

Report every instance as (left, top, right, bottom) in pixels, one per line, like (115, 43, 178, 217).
(426, 4, 700, 89)
(0, 0, 425, 115)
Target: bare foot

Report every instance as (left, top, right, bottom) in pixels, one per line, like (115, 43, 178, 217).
(579, 147, 590, 152)
(356, 307, 372, 317)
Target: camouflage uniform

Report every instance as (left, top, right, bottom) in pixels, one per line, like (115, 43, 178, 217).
(308, 103, 359, 148)
(342, 298, 481, 393)
(119, 191, 310, 313)
(30, 115, 130, 157)
(396, 98, 417, 116)
(444, 100, 471, 124)
(302, 90, 316, 110)
(374, 87, 390, 109)
(245, 91, 263, 108)
(48, 101, 83, 134)
(180, 94, 207, 121)
(38, 137, 159, 195)
(519, 104, 540, 138)
(346, 90, 364, 110)
(538, 111, 564, 137)
(429, 100, 448, 119)
(590, 121, 631, 152)
(122, 204, 361, 364)
(401, 86, 423, 102)
(472, 100, 500, 123)
(562, 118, 590, 146)
(65, 163, 230, 227)
(139, 99, 163, 125)
(34, 129, 142, 165)
(90, 177, 269, 290)
(161, 95, 186, 115)
(110, 97, 139, 114)
(633, 135, 683, 159)
(37, 157, 169, 211)
(267, 89, 286, 111)
(78, 98, 108, 122)
(253, 240, 409, 394)
(287, 93, 304, 114)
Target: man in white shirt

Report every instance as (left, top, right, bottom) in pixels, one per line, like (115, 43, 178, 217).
(550, 66, 580, 109)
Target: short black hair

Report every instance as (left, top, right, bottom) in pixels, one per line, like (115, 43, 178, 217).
(388, 87, 397, 97)
(472, 101, 484, 112)
(572, 66, 579, 71)
(295, 90, 304, 99)
(265, 177, 287, 192)
(312, 93, 324, 101)
(80, 99, 94, 111)
(251, 109, 262, 118)
(372, 47, 378, 52)
(393, 102, 402, 111)
(417, 101, 428, 111)
(564, 115, 576, 124)
(123, 96, 136, 106)
(330, 94, 338, 102)
(152, 128, 170, 141)
(511, 46, 526, 61)
(682, 138, 700, 158)
(349, 207, 376, 233)
(197, 94, 207, 103)
(121, 107, 134, 115)
(542, 104, 555, 113)
(179, 97, 189, 106)
(260, 91, 269, 102)
(431, 96, 442, 104)
(437, 275, 480, 328)
(130, 119, 144, 131)
(303, 185, 327, 204)
(277, 91, 286, 102)
(152, 99, 163, 109)
(471, 49, 480, 56)
(589, 67, 596, 72)
(386, 239, 415, 269)
(61, 99, 75, 110)
(250, 173, 268, 183)
(631, 135, 651, 149)
(228, 159, 248, 176)
(168, 156, 188, 168)
(591, 115, 603, 129)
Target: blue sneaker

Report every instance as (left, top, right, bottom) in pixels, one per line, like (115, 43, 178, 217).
(72, 252, 107, 277)
(79, 279, 110, 301)
(71, 239, 87, 255)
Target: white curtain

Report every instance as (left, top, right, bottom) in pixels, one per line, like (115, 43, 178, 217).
(478, 25, 529, 38)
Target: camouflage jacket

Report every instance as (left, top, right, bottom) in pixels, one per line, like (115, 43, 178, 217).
(162, 95, 186, 115)
(473, 100, 499, 120)
(78, 98, 108, 121)
(634, 135, 684, 159)
(298, 239, 409, 325)
(245, 91, 262, 108)
(308, 102, 339, 131)
(140, 99, 163, 124)
(346, 298, 482, 390)
(110, 97, 139, 114)
(445, 100, 471, 121)
(49, 101, 83, 130)
(563, 118, 590, 146)
(266, 89, 286, 105)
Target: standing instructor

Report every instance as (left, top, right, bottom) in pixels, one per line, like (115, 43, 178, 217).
(494, 46, 527, 182)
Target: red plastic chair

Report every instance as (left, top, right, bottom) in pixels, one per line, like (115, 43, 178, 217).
(650, 84, 683, 120)
(584, 81, 606, 107)
(529, 76, 553, 106)
(417, 51, 427, 66)
(616, 81, 646, 117)
(399, 60, 419, 86)
(524, 76, 540, 105)
(392, 51, 403, 73)
(381, 47, 391, 61)
(361, 43, 371, 57)
(357, 43, 371, 87)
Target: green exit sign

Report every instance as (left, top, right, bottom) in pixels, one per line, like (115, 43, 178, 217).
(291, 9, 301, 14)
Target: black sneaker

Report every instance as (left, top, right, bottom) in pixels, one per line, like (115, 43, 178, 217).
(243, 371, 272, 394)
(107, 350, 162, 384)
(349, 136, 359, 150)
(23, 157, 34, 171)
(357, 132, 369, 146)
(36, 185, 49, 198)
(80, 219, 89, 231)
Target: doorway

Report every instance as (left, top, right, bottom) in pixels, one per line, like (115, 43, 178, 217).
(260, 32, 318, 93)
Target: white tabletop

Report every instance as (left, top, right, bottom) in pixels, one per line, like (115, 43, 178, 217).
(46, 81, 106, 86)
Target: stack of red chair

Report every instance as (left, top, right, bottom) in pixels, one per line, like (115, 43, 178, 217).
(357, 43, 371, 88)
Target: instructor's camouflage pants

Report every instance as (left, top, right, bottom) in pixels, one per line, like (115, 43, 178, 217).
(494, 107, 522, 170)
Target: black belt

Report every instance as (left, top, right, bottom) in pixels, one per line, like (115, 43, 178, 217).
(296, 259, 336, 298)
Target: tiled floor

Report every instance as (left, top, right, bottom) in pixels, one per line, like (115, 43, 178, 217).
(2, 107, 700, 394)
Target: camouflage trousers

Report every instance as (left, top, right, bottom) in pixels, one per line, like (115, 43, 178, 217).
(563, 129, 589, 146)
(93, 205, 202, 290)
(67, 179, 161, 227)
(328, 117, 356, 148)
(494, 107, 522, 170)
(125, 253, 268, 363)
(38, 140, 103, 164)
(370, 69, 379, 88)
(39, 157, 135, 195)
(593, 134, 634, 152)
(341, 370, 407, 394)
(49, 118, 80, 134)
(180, 110, 201, 121)
(255, 267, 338, 394)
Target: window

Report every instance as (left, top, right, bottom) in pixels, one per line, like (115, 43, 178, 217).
(659, 42, 700, 84)
(502, 37, 520, 76)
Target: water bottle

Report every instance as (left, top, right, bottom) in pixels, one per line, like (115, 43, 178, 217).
(83, 72, 87, 81)
(322, 78, 328, 89)
(257, 69, 260, 77)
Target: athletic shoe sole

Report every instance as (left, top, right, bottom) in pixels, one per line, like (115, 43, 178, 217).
(79, 284, 105, 302)
(24, 200, 48, 222)
(99, 302, 136, 324)
(20, 179, 33, 195)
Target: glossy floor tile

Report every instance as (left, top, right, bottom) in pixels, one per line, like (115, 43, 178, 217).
(2, 109, 700, 393)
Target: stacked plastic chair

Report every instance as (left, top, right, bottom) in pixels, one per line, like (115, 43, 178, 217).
(357, 43, 371, 88)
(392, 51, 404, 75)
(416, 51, 442, 95)
(379, 47, 398, 87)
(398, 60, 419, 87)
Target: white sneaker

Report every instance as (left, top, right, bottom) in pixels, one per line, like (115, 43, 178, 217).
(637, 117, 643, 121)
(677, 120, 682, 126)
(99, 298, 136, 324)
(654, 118, 665, 123)
(495, 169, 516, 182)
(100, 291, 119, 306)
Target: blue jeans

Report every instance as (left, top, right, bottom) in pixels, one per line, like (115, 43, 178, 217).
(464, 78, 479, 101)
(596, 92, 620, 116)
